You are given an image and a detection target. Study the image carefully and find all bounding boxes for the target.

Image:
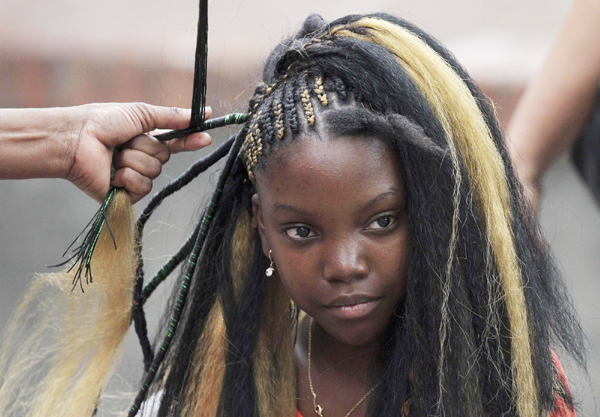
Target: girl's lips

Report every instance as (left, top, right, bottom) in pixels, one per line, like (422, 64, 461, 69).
(325, 298, 381, 320)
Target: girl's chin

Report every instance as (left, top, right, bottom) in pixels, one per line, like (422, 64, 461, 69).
(318, 318, 389, 349)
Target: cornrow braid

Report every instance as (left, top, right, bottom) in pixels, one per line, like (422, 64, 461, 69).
(283, 76, 299, 134)
(242, 81, 286, 181)
(331, 75, 348, 101)
(313, 73, 329, 106)
(261, 95, 276, 145)
(244, 111, 262, 181)
(273, 87, 285, 140)
(240, 68, 357, 181)
(298, 73, 316, 126)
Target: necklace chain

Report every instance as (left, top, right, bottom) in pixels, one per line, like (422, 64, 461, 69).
(307, 318, 380, 417)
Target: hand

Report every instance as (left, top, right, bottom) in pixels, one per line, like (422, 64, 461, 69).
(64, 103, 212, 203)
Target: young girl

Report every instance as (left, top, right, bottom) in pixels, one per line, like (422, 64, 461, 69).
(0, 12, 586, 417)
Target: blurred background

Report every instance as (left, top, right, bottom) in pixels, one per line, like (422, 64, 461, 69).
(0, 0, 598, 414)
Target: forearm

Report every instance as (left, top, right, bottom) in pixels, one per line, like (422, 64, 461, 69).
(0, 107, 79, 180)
(508, 0, 600, 184)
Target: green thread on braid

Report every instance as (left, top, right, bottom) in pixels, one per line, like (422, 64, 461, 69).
(131, 138, 236, 373)
(202, 113, 248, 131)
(128, 129, 246, 416)
(154, 113, 249, 142)
(142, 220, 202, 302)
(52, 187, 119, 292)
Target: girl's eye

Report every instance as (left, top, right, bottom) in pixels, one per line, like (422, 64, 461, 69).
(367, 215, 396, 230)
(284, 226, 316, 239)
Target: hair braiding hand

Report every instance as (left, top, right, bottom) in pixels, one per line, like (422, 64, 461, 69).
(64, 103, 212, 203)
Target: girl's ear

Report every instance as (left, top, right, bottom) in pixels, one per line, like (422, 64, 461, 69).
(252, 193, 271, 257)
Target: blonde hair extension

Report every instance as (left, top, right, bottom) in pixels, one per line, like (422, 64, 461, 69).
(253, 277, 296, 417)
(181, 210, 255, 416)
(181, 299, 227, 417)
(333, 18, 537, 417)
(231, 210, 256, 302)
(0, 190, 136, 417)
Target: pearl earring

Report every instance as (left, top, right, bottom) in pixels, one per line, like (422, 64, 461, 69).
(266, 250, 275, 277)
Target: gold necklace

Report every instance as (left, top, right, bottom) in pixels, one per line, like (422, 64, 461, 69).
(307, 318, 380, 417)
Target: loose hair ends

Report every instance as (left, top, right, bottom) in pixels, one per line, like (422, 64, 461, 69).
(0, 190, 136, 417)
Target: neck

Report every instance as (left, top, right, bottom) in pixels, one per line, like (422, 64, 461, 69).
(294, 316, 384, 417)
(298, 317, 382, 382)
(316, 322, 381, 372)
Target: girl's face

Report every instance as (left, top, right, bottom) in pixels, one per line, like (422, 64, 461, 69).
(253, 135, 407, 347)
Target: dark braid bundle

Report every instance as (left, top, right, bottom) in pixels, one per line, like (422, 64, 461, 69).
(129, 72, 290, 417)
(128, 128, 248, 416)
(131, 135, 237, 371)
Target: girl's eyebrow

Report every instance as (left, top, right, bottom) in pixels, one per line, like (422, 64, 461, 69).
(361, 188, 403, 211)
(272, 203, 315, 217)
(272, 188, 402, 217)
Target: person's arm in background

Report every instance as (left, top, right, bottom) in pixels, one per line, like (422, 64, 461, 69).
(0, 103, 212, 203)
(507, 0, 600, 211)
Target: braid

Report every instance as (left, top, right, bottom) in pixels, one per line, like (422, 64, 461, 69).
(331, 76, 348, 101)
(141, 221, 201, 302)
(243, 111, 262, 181)
(249, 83, 267, 112)
(313, 73, 329, 106)
(128, 129, 248, 416)
(298, 73, 316, 126)
(261, 96, 276, 145)
(273, 87, 285, 140)
(132, 269, 154, 371)
(283, 77, 299, 134)
(129, 137, 236, 370)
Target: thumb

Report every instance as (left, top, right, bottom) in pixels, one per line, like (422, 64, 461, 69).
(93, 103, 211, 148)
(129, 104, 212, 133)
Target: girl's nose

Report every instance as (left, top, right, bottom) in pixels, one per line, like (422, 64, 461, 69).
(321, 237, 369, 283)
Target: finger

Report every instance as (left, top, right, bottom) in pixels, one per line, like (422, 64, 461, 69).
(114, 149, 163, 180)
(122, 134, 171, 164)
(97, 104, 212, 147)
(111, 167, 153, 204)
(166, 132, 212, 154)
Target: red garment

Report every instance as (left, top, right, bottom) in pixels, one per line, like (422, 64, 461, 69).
(552, 351, 576, 417)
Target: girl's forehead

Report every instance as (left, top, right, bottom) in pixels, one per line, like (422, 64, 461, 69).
(263, 133, 395, 172)
(255, 134, 404, 204)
